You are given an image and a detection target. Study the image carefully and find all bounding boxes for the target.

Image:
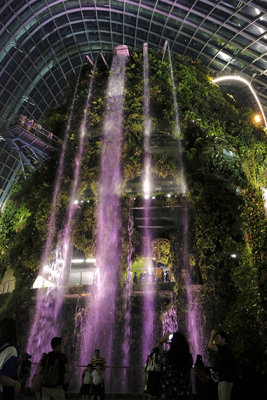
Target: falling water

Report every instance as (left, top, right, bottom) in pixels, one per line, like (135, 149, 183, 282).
(162, 304, 178, 350)
(141, 43, 155, 363)
(167, 46, 186, 195)
(27, 67, 95, 359)
(121, 206, 134, 390)
(167, 46, 204, 360)
(162, 305, 178, 337)
(80, 53, 128, 367)
(69, 299, 87, 391)
(41, 70, 81, 272)
(182, 206, 205, 361)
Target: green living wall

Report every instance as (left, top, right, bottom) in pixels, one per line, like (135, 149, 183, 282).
(0, 52, 266, 370)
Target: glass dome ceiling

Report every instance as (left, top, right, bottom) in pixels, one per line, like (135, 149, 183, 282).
(1, 0, 267, 124)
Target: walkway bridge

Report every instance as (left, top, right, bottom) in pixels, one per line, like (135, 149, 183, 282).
(0, 115, 60, 209)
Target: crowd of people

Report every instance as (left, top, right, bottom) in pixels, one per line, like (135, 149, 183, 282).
(19, 115, 54, 143)
(0, 318, 106, 400)
(133, 269, 171, 285)
(1, 317, 266, 400)
(144, 330, 235, 400)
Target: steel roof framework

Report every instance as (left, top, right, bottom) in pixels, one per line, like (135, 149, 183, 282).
(0, 0, 267, 125)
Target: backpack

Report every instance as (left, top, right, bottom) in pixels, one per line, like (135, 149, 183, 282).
(42, 352, 63, 388)
(146, 351, 160, 372)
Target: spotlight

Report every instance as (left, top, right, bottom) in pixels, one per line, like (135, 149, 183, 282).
(230, 254, 237, 259)
(74, 200, 79, 204)
(167, 193, 171, 198)
(254, 114, 261, 123)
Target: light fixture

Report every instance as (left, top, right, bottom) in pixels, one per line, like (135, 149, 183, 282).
(213, 75, 267, 127)
(230, 254, 237, 259)
(254, 114, 261, 123)
(86, 258, 96, 263)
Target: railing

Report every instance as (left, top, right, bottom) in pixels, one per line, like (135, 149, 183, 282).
(28, 363, 144, 394)
(0, 115, 61, 147)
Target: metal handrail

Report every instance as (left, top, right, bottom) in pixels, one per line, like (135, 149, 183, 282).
(0, 115, 61, 146)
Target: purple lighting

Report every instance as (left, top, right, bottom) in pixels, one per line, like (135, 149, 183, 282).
(115, 44, 130, 57)
(141, 42, 155, 363)
(100, 52, 109, 69)
(27, 66, 95, 360)
(122, 206, 134, 391)
(86, 55, 94, 66)
(27, 72, 81, 359)
(80, 52, 128, 368)
(162, 305, 178, 349)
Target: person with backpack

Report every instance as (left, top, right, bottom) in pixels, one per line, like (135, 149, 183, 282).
(0, 317, 20, 400)
(40, 337, 69, 400)
(144, 347, 161, 397)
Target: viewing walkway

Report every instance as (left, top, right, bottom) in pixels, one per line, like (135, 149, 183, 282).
(0, 115, 60, 209)
(0, 115, 61, 154)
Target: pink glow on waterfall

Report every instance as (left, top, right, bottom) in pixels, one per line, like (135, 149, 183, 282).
(40, 70, 81, 272)
(162, 305, 178, 351)
(121, 206, 134, 390)
(141, 43, 155, 363)
(162, 305, 178, 336)
(80, 53, 128, 367)
(27, 68, 95, 359)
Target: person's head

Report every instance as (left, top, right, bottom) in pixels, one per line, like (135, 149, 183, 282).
(51, 337, 62, 351)
(195, 354, 205, 368)
(214, 331, 228, 346)
(168, 332, 192, 369)
(87, 364, 93, 371)
(94, 349, 100, 358)
(151, 347, 159, 355)
(22, 352, 31, 360)
(0, 317, 17, 347)
(96, 364, 102, 372)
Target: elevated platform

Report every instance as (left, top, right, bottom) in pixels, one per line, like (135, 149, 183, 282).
(0, 115, 60, 208)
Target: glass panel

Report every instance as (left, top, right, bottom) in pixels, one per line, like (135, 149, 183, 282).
(111, 0, 124, 11)
(157, 1, 172, 13)
(69, 272, 82, 286)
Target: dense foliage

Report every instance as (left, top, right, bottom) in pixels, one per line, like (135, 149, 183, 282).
(0, 52, 266, 370)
